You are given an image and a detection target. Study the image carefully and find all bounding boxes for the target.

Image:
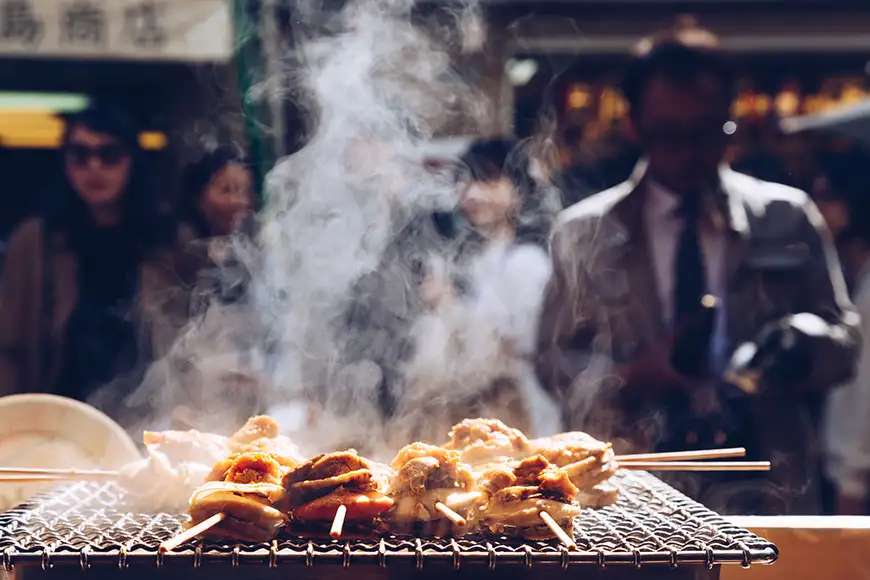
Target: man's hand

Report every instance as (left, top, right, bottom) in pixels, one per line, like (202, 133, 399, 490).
(749, 316, 817, 388)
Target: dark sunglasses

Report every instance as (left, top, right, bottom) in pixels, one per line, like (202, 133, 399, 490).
(64, 143, 128, 167)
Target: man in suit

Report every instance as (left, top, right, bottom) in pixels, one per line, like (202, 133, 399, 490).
(535, 23, 860, 514)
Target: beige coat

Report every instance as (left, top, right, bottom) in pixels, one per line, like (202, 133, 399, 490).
(536, 162, 860, 514)
(0, 218, 195, 398)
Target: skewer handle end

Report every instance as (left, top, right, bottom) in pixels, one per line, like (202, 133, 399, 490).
(435, 501, 467, 527)
(330, 505, 348, 539)
(538, 511, 577, 550)
(160, 513, 226, 552)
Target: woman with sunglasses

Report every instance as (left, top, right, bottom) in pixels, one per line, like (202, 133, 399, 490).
(0, 103, 182, 418)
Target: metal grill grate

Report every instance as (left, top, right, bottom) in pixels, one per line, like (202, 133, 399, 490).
(0, 471, 777, 571)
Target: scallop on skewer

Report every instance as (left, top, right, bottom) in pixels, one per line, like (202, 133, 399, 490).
(282, 451, 394, 539)
(384, 442, 486, 535)
(476, 455, 582, 547)
(443, 420, 620, 508)
(163, 450, 299, 549)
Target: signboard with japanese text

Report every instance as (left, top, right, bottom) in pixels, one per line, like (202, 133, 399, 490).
(0, 0, 231, 62)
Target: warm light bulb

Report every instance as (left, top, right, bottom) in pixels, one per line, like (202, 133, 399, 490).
(566, 85, 590, 110)
(775, 91, 799, 117)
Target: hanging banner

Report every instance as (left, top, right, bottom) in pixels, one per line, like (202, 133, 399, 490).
(0, 0, 232, 61)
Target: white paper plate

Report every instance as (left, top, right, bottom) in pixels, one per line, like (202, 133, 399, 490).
(0, 394, 141, 511)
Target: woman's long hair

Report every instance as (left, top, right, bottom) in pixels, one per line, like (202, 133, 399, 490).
(182, 144, 255, 238)
(442, 138, 558, 251)
(42, 103, 176, 254)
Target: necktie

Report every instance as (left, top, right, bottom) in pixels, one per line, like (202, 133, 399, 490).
(673, 195, 707, 329)
(662, 195, 713, 453)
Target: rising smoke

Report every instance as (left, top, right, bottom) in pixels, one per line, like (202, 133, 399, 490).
(255, 0, 485, 458)
(126, 0, 562, 463)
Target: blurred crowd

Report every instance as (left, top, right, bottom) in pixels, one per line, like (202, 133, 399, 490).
(2, 19, 870, 518)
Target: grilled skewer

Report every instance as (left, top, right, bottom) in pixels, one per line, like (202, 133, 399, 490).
(619, 461, 771, 472)
(0, 474, 118, 483)
(186, 481, 288, 542)
(615, 448, 746, 462)
(385, 442, 482, 534)
(0, 467, 119, 477)
(476, 455, 582, 545)
(283, 451, 394, 539)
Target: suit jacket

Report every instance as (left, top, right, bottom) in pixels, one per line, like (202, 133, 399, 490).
(536, 162, 860, 514)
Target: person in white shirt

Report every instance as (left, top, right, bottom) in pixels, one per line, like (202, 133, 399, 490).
(395, 139, 562, 443)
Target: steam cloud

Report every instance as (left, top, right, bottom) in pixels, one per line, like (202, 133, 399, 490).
(123, 0, 561, 463)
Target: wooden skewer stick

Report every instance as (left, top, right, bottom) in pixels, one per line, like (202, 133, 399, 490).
(620, 461, 770, 472)
(538, 511, 576, 550)
(616, 448, 746, 463)
(330, 505, 347, 539)
(0, 467, 120, 477)
(435, 502, 466, 526)
(0, 474, 117, 483)
(160, 513, 226, 552)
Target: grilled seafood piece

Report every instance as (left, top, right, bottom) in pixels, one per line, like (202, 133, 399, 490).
(530, 432, 620, 504)
(472, 454, 619, 508)
(576, 482, 620, 508)
(531, 432, 613, 465)
(228, 416, 304, 460)
(188, 481, 289, 542)
(282, 451, 394, 535)
(446, 420, 620, 507)
(229, 415, 281, 446)
(207, 451, 297, 485)
(386, 443, 484, 529)
(477, 455, 582, 541)
(443, 418, 530, 464)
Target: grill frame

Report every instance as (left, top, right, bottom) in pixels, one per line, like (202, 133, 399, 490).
(0, 470, 777, 572)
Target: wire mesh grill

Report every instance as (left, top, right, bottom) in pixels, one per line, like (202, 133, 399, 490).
(0, 470, 777, 571)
